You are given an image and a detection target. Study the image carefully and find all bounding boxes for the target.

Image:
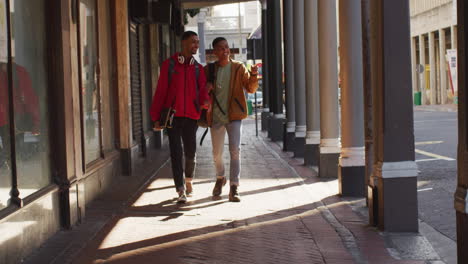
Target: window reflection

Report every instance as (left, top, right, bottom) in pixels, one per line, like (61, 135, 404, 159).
(80, 0, 101, 164)
(0, 0, 11, 210)
(11, 0, 51, 197)
(100, 0, 116, 153)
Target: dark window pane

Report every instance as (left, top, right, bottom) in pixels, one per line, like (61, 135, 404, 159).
(11, 0, 51, 197)
(0, 0, 11, 210)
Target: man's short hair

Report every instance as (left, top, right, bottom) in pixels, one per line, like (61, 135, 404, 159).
(182, 31, 198, 41)
(212, 37, 227, 48)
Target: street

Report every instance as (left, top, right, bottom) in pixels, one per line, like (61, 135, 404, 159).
(414, 110, 457, 243)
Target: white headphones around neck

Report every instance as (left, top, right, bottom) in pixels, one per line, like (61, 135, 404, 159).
(178, 54, 195, 65)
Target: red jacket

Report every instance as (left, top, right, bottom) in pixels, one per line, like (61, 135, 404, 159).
(150, 53, 209, 122)
(0, 64, 40, 130)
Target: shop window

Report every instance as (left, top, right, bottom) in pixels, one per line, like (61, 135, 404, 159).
(0, 0, 52, 207)
(98, 0, 116, 153)
(0, 0, 11, 210)
(79, 0, 102, 165)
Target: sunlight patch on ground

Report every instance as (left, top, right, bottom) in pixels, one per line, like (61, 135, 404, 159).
(97, 177, 338, 250)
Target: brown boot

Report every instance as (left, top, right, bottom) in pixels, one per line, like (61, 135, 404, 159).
(212, 177, 227, 196)
(229, 185, 241, 202)
(186, 179, 193, 195)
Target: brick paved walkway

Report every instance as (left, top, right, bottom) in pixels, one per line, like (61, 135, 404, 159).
(27, 120, 431, 264)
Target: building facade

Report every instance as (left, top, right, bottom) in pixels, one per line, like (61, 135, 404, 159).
(0, 0, 183, 263)
(410, 0, 457, 105)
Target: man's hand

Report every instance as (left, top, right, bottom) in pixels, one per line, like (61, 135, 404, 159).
(153, 121, 163, 131)
(202, 100, 211, 110)
(206, 82, 214, 93)
(32, 125, 40, 136)
(251, 65, 259, 75)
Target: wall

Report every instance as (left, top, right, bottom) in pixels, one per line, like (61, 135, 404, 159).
(410, 0, 456, 36)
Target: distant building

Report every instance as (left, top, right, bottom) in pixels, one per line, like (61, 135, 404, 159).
(410, 0, 457, 105)
(185, 1, 262, 63)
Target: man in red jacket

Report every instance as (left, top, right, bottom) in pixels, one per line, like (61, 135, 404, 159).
(0, 62, 40, 166)
(150, 31, 209, 203)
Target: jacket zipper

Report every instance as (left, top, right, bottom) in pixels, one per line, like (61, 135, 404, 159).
(184, 64, 187, 117)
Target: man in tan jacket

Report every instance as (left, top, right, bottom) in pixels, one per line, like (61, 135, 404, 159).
(205, 37, 258, 202)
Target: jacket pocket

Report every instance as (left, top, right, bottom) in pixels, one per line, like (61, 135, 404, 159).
(234, 98, 245, 113)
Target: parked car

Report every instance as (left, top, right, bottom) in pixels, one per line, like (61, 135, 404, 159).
(248, 92, 263, 108)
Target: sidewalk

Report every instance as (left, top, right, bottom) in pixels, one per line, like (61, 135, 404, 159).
(25, 120, 442, 264)
(414, 104, 457, 112)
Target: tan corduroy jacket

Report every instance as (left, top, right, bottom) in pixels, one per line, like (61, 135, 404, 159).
(204, 59, 258, 126)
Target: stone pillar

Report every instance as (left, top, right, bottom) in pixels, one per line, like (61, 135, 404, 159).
(439, 28, 448, 104)
(451, 25, 457, 50)
(304, 0, 320, 166)
(429, 32, 437, 105)
(338, 0, 365, 197)
(368, 0, 418, 232)
(261, 0, 271, 131)
(266, 0, 285, 141)
(292, 0, 306, 157)
(197, 9, 207, 64)
(113, 0, 132, 176)
(455, 1, 468, 261)
(362, 0, 373, 201)
(419, 35, 427, 105)
(318, 0, 340, 178)
(283, 0, 296, 151)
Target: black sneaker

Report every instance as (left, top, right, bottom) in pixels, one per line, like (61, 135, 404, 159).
(212, 177, 227, 196)
(229, 185, 241, 202)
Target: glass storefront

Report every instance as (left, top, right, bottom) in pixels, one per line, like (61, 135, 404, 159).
(79, 0, 101, 164)
(12, 0, 52, 198)
(0, 0, 11, 209)
(0, 0, 52, 207)
(99, 0, 116, 153)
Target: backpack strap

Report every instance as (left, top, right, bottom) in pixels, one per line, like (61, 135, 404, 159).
(167, 58, 176, 107)
(168, 58, 175, 85)
(208, 63, 216, 82)
(209, 62, 226, 116)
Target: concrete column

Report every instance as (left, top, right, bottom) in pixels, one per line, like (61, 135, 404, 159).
(368, 0, 418, 232)
(113, 0, 132, 176)
(419, 35, 427, 105)
(304, 0, 320, 166)
(283, 0, 296, 151)
(266, 0, 285, 141)
(318, 0, 340, 178)
(362, 0, 373, 201)
(261, 0, 271, 131)
(292, 0, 306, 157)
(455, 2, 468, 262)
(429, 32, 437, 105)
(451, 25, 457, 50)
(439, 28, 448, 104)
(197, 9, 207, 64)
(338, 0, 365, 197)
